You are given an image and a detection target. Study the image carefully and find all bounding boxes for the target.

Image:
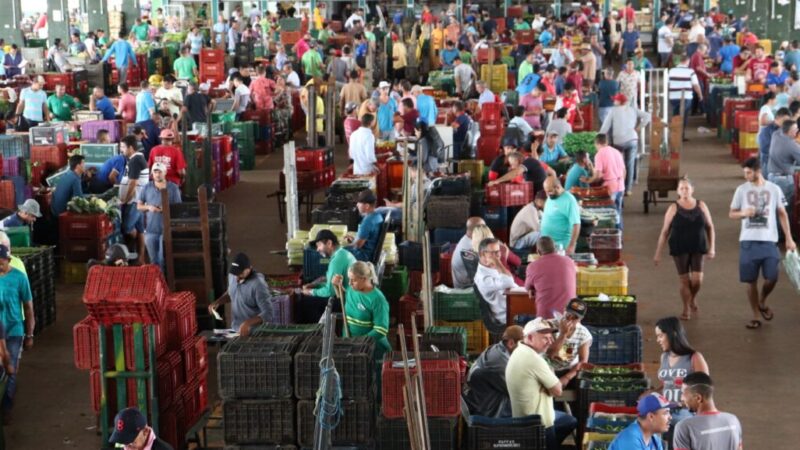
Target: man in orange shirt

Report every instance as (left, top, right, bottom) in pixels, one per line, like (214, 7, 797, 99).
(148, 129, 186, 186)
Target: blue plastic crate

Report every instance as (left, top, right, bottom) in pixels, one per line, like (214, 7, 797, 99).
(481, 205, 509, 229)
(586, 325, 643, 365)
(432, 227, 466, 245)
(303, 247, 330, 282)
(0, 135, 30, 159)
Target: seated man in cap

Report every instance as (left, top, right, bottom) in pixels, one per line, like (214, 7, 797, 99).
(546, 298, 592, 379)
(463, 325, 524, 417)
(208, 252, 273, 337)
(302, 229, 356, 300)
(136, 162, 182, 270)
(88, 243, 139, 268)
(506, 318, 577, 450)
(609, 393, 672, 450)
(345, 190, 386, 262)
(108, 407, 173, 450)
(1, 199, 42, 229)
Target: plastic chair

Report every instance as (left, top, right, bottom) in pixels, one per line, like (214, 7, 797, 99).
(473, 284, 507, 337)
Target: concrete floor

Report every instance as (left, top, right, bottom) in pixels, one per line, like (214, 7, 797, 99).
(7, 119, 800, 448)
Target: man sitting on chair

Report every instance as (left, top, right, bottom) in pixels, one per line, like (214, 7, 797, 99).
(346, 190, 385, 262)
(474, 238, 520, 325)
(463, 325, 525, 417)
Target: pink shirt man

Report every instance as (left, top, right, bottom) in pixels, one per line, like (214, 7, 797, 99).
(118, 92, 137, 123)
(524, 252, 576, 319)
(593, 145, 626, 194)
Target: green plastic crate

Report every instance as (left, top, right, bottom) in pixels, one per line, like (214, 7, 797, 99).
(27, 39, 47, 48)
(239, 154, 255, 171)
(423, 325, 467, 357)
(212, 112, 235, 123)
(5, 227, 31, 248)
(238, 140, 255, 158)
(78, 143, 118, 164)
(433, 288, 481, 321)
(225, 121, 258, 141)
(380, 266, 408, 301)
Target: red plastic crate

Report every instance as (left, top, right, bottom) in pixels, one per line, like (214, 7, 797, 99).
(280, 166, 336, 192)
(159, 405, 180, 450)
(382, 355, 462, 418)
(183, 375, 208, 426)
(61, 237, 109, 262)
(398, 294, 424, 331)
(723, 98, 757, 130)
(485, 182, 533, 206)
(42, 72, 74, 92)
(82, 265, 169, 325)
(738, 146, 758, 163)
(495, 18, 506, 35)
(157, 356, 175, 408)
(121, 322, 167, 370)
(386, 160, 404, 190)
(31, 144, 67, 169)
(182, 336, 208, 381)
(573, 102, 594, 132)
(167, 292, 197, 351)
(0, 180, 14, 210)
(281, 31, 302, 45)
(734, 110, 759, 134)
(166, 351, 185, 391)
(90, 370, 140, 414)
(507, 5, 523, 17)
(200, 48, 224, 64)
(265, 273, 303, 293)
(73, 316, 99, 370)
(592, 248, 621, 263)
(515, 30, 535, 45)
(589, 402, 639, 415)
(295, 147, 333, 171)
(477, 135, 502, 165)
(59, 212, 114, 240)
(240, 108, 272, 126)
(480, 102, 505, 124)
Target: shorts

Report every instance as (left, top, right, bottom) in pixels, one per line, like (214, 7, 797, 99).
(122, 204, 143, 235)
(739, 241, 780, 283)
(672, 253, 704, 275)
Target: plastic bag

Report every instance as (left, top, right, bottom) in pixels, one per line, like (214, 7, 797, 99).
(784, 250, 800, 292)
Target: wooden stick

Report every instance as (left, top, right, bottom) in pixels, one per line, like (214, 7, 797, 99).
(410, 314, 431, 449)
(334, 283, 350, 337)
(398, 324, 422, 450)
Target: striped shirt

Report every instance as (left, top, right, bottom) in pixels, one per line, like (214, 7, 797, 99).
(668, 65, 699, 101)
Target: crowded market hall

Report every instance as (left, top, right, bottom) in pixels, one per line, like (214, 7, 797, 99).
(0, 0, 796, 448)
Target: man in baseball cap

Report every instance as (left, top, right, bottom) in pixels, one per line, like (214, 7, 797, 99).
(148, 126, 187, 186)
(505, 317, 577, 449)
(208, 252, 273, 336)
(346, 190, 384, 262)
(1, 199, 42, 228)
(108, 407, 173, 449)
(547, 298, 592, 377)
(302, 229, 356, 299)
(464, 325, 525, 416)
(136, 159, 182, 271)
(609, 393, 671, 450)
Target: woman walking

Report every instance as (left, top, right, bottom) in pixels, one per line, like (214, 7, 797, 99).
(654, 177, 715, 320)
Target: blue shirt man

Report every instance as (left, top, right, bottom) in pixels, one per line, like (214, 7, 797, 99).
(96, 154, 127, 186)
(540, 187, 580, 251)
(564, 163, 590, 190)
(415, 92, 438, 126)
(348, 191, 385, 262)
(95, 95, 116, 120)
(441, 47, 459, 69)
(609, 393, 671, 450)
(540, 141, 568, 166)
(377, 95, 398, 134)
(137, 163, 182, 270)
(539, 29, 553, 47)
(101, 37, 137, 70)
(135, 89, 156, 123)
(707, 31, 723, 59)
(718, 43, 740, 74)
(52, 155, 85, 216)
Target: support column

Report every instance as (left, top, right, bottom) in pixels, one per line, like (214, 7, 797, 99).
(87, 0, 109, 35)
(358, 0, 367, 11)
(503, 0, 509, 18)
(406, 0, 414, 17)
(310, 0, 317, 30)
(47, 0, 71, 45)
(211, 0, 219, 24)
(554, 0, 562, 19)
(653, 0, 661, 30)
(0, 0, 24, 45)
(602, 0, 610, 18)
(120, 0, 140, 35)
(456, 0, 463, 24)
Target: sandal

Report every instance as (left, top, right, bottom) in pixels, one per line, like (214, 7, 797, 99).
(746, 320, 762, 329)
(679, 313, 691, 321)
(759, 306, 774, 321)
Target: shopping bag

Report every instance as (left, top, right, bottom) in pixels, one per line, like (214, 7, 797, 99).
(784, 250, 800, 292)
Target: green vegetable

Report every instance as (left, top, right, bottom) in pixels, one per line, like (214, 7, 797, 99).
(66, 195, 121, 220)
(563, 132, 598, 157)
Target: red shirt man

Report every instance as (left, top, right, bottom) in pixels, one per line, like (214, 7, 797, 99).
(524, 238, 576, 319)
(148, 129, 186, 185)
(747, 47, 772, 82)
(249, 73, 276, 111)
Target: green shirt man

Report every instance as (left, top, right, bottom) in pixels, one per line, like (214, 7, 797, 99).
(317, 29, 332, 46)
(132, 22, 150, 41)
(302, 49, 324, 79)
(518, 59, 534, 86)
(311, 247, 356, 298)
(46, 93, 80, 121)
(98, 36, 109, 46)
(173, 56, 197, 81)
(514, 21, 531, 31)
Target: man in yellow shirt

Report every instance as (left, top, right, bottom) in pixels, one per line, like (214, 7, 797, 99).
(431, 21, 445, 69)
(391, 34, 407, 83)
(300, 80, 325, 145)
(505, 318, 577, 450)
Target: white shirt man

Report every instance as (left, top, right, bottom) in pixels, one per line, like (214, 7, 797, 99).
(474, 238, 519, 323)
(452, 218, 486, 289)
(349, 115, 377, 175)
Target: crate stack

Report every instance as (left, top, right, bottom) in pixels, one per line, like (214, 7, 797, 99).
(480, 63, 509, 94)
(240, 109, 274, 155)
(589, 228, 622, 264)
(199, 48, 225, 87)
(265, 273, 303, 325)
(576, 361, 650, 447)
(15, 246, 56, 334)
(225, 121, 257, 172)
(311, 173, 366, 231)
(30, 142, 68, 186)
(147, 47, 166, 77)
(109, 11, 125, 40)
(377, 351, 462, 450)
(719, 97, 759, 151)
(59, 212, 116, 282)
(169, 202, 229, 299)
(208, 136, 239, 192)
(74, 265, 207, 450)
(733, 109, 759, 163)
(476, 102, 505, 165)
(426, 174, 471, 237)
(466, 415, 547, 450)
(431, 286, 487, 355)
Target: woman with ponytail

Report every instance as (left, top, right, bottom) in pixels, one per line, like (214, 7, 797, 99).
(332, 261, 391, 360)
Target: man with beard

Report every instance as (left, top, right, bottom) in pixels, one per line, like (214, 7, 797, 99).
(302, 229, 356, 298)
(345, 190, 385, 262)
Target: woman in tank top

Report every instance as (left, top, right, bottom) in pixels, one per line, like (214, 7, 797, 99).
(655, 317, 710, 440)
(653, 176, 716, 320)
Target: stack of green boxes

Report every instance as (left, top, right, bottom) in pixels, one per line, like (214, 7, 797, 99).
(147, 47, 165, 77)
(212, 111, 236, 123)
(163, 41, 181, 71)
(225, 121, 257, 171)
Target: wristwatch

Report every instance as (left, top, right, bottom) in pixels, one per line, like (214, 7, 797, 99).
(24, 334, 34, 339)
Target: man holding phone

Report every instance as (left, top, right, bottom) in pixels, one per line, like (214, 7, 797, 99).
(136, 162, 182, 271)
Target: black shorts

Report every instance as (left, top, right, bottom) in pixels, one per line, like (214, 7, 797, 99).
(673, 253, 704, 275)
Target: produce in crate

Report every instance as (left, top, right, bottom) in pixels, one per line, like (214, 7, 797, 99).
(563, 132, 599, 157)
(66, 196, 121, 220)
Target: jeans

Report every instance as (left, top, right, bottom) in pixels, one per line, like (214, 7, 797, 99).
(660, 52, 672, 67)
(545, 410, 578, 450)
(671, 99, 689, 140)
(375, 207, 402, 225)
(144, 232, 164, 270)
(619, 140, 638, 194)
(613, 190, 624, 231)
(3, 336, 23, 413)
(598, 107, 612, 126)
(513, 231, 540, 250)
(119, 66, 129, 86)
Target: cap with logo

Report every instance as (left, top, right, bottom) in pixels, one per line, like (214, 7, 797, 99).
(309, 229, 339, 247)
(565, 298, 587, 319)
(229, 252, 251, 276)
(637, 393, 671, 417)
(108, 407, 147, 445)
(151, 162, 167, 173)
(0, 244, 10, 260)
(523, 317, 558, 336)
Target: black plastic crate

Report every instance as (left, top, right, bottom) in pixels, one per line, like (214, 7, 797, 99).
(296, 399, 374, 448)
(325, 191, 359, 209)
(431, 227, 466, 245)
(466, 415, 546, 450)
(470, 189, 484, 216)
(580, 296, 637, 327)
(218, 336, 303, 399)
(586, 325, 642, 365)
(303, 248, 329, 282)
(578, 378, 650, 426)
(376, 416, 458, 450)
(430, 175, 471, 196)
(398, 241, 442, 272)
(425, 195, 470, 229)
(311, 206, 360, 230)
(294, 336, 375, 399)
(223, 399, 295, 445)
(251, 323, 323, 337)
(420, 329, 467, 357)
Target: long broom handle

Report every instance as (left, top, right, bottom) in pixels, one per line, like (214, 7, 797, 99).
(334, 283, 350, 337)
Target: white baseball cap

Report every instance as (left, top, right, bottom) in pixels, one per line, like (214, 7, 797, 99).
(523, 318, 558, 336)
(152, 162, 167, 173)
(378, 81, 391, 89)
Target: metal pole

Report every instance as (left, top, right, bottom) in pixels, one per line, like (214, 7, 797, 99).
(308, 84, 318, 147)
(502, 0, 508, 18)
(211, 0, 219, 24)
(326, 79, 335, 147)
(310, 0, 317, 31)
(457, 0, 464, 23)
(663, 69, 669, 152)
(639, 69, 647, 153)
(284, 141, 300, 240)
(312, 298, 336, 450)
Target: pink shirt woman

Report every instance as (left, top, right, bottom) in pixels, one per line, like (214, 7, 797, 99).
(519, 86, 544, 129)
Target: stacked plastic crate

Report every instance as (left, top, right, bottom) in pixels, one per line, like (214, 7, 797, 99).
(240, 109, 274, 155)
(377, 351, 462, 450)
(225, 121, 256, 172)
(15, 246, 56, 334)
(199, 48, 225, 87)
(431, 285, 488, 355)
(720, 97, 759, 154)
(74, 265, 207, 450)
(426, 174, 471, 246)
(311, 172, 365, 231)
(169, 202, 229, 300)
(734, 109, 760, 163)
(58, 212, 115, 281)
(476, 101, 505, 165)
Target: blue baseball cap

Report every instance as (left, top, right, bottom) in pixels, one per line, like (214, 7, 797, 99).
(108, 407, 147, 445)
(637, 393, 671, 417)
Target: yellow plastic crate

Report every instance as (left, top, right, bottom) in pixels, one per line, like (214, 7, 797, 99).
(577, 265, 628, 287)
(480, 64, 509, 93)
(577, 285, 629, 296)
(499, 45, 513, 58)
(61, 261, 88, 284)
(435, 319, 489, 354)
(758, 39, 772, 56)
(739, 131, 758, 149)
(457, 159, 485, 187)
